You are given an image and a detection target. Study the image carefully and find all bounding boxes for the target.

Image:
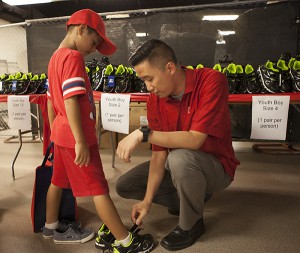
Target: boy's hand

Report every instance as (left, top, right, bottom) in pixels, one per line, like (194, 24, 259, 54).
(74, 141, 90, 167)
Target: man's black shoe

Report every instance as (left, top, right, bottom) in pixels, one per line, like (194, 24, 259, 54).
(160, 218, 205, 251)
(168, 192, 212, 216)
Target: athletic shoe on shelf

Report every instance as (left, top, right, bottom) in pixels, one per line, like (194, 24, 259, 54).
(89, 57, 109, 91)
(244, 64, 260, 94)
(42, 220, 80, 239)
(102, 64, 116, 93)
(53, 223, 94, 244)
(276, 58, 292, 93)
(213, 63, 222, 72)
(36, 73, 48, 94)
(224, 63, 237, 94)
(115, 64, 131, 93)
(290, 60, 300, 92)
(25, 74, 41, 94)
(235, 65, 247, 94)
(13, 73, 30, 95)
(257, 60, 280, 93)
(111, 231, 154, 253)
(1, 74, 15, 95)
(196, 64, 204, 69)
(0, 74, 9, 94)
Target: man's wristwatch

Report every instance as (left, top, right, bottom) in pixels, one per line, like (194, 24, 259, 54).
(139, 126, 151, 142)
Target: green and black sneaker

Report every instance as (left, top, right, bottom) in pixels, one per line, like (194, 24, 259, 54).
(95, 223, 115, 251)
(95, 223, 153, 252)
(244, 64, 260, 94)
(235, 65, 247, 94)
(276, 57, 292, 93)
(102, 64, 116, 93)
(257, 60, 280, 93)
(213, 63, 222, 72)
(224, 63, 237, 94)
(115, 64, 130, 93)
(290, 60, 300, 92)
(112, 230, 154, 253)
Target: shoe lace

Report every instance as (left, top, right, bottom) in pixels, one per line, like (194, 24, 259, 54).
(70, 223, 84, 234)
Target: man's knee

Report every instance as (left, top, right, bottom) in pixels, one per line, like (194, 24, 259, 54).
(167, 149, 192, 175)
(115, 174, 128, 198)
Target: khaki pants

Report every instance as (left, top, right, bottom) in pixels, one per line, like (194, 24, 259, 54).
(116, 149, 231, 230)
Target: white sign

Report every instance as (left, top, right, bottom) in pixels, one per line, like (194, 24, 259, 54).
(101, 93, 130, 134)
(250, 96, 290, 140)
(8, 95, 32, 130)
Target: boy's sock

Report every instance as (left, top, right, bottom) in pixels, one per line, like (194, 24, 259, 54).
(45, 221, 59, 230)
(115, 232, 131, 246)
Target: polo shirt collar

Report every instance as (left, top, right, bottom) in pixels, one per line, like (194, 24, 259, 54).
(165, 66, 196, 102)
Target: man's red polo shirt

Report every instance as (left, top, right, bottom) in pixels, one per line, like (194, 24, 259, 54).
(147, 67, 240, 180)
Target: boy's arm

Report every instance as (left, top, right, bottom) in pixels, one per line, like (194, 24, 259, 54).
(64, 96, 90, 167)
(47, 99, 56, 130)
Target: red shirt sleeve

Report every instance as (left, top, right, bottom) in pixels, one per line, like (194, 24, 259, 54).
(62, 52, 87, 100)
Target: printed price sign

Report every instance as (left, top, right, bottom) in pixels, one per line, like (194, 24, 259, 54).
(250, 96, 290, 140)
(101, 93, 130, 134)
(7, 95, 32, 130)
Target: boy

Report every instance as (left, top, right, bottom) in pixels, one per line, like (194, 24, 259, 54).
(45, 9, 154, 252)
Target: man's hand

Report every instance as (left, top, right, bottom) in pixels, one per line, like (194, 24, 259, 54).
(131, 200, 152, 226)
(116, 129, 143, 162)
(74, 141, 90, 167)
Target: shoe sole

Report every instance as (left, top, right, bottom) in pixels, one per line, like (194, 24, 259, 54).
(43, 235, 53, 239)
(53, 232, 95, 244)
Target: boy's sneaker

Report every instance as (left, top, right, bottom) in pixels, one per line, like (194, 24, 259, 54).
(112, 232, 154, 253)
(42, 220, 80, 239)
(95, 223, 115, 250)
(95, 223, 142, 251)
(53, 224, 94, 244)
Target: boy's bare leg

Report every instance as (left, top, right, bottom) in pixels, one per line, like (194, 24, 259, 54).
(46, 183, 63, 224)
(93, 195, 129, 240)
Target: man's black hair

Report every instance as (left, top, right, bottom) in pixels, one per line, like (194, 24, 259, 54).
(129, 39, 177, 68)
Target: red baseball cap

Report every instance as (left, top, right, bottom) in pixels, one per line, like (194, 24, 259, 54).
(67, 9, 117, 55)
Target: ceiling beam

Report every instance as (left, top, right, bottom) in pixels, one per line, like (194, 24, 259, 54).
(0, 1, 28, 19)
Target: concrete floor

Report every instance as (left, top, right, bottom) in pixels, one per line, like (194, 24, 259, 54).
(0, 138, 300, 253)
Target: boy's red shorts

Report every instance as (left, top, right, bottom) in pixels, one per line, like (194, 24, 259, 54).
(51, 144, 109, 197)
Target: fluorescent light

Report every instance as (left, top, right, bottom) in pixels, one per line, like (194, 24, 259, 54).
(106, 14, 130, 19)
(136, 33, 148, 37)
(216, 40, 226, 44)
(202, 15, 239, 21)
(218, 30, 236, 36)
(3, 0, 59, 5)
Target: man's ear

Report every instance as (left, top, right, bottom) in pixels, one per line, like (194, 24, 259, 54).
(166, 62, 176, 75)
